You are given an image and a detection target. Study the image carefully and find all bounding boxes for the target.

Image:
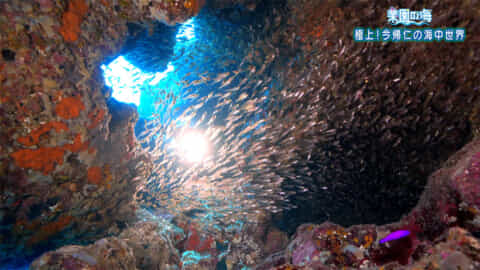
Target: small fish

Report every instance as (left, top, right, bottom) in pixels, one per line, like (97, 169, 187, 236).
(379, 230, 411, 244)
(220, 76, 235, 89)
(214, 72, 230, 83)
(237, 92, 249, 101)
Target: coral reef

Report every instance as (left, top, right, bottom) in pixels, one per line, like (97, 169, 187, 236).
(16, 121, 69, 147)
(0, 0, 203, 265)
(1, 0, 479, 269)
(11, 147, 66, 175)
(267, 0, 480, 232)
(30, 222, 180, 270)
(59, 0, 89, 42)
(256, 138, 480, 269)
(55, 96, 85, 120)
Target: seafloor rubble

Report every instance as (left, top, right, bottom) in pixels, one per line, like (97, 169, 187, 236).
(1, 0, 480, 269)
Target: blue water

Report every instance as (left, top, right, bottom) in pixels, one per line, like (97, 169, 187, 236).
(101, 18, 196, 119)
(2, 263, 29, 270)
(101, 8, 273, 226)
(98, 8, 275, 269)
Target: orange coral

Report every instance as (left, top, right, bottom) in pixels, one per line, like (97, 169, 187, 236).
(310, 25, 323, 38)
(55, 96, 85, 119)
(364, 234, 373, 248)
(88, 108, 105, 129)
(64, 133, 89, 153)
(87, 165, 112, 186)
(59, 0, 89, 42)
(11, 147, 65, 175)
(87, 166, 103, 185)
(300, 25, 324, 42)
(17, 122, 69, 146)
(12, 133, 89, 174)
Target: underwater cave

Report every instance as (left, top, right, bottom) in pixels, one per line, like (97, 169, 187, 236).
(102, 0, 473, 233)
(1, 0, 480, 269)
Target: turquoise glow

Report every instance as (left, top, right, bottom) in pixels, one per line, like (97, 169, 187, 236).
(101, 56, 146, 106)
(181, 250, 211, 266)
(101, 18, 195, 117)
(100, 56, 176, 109)
(177, 18, 195, 41)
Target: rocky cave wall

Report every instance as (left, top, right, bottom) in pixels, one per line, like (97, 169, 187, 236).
(0, 0, 206, 265)
(1, 0, 480, 269)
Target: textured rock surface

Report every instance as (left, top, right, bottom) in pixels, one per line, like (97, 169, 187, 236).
(119, 222, 181, 269)
(30, 221, 181, 270)
(0, 0, 203, 265)
(259, 0, 480, 234)
(30, 237, 137, 270)
(262, 227, 480, 270)
(2, 0, 480, 269)
(257, 138, 480, 269)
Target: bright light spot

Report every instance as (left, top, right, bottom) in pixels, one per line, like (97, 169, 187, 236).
(101, 56, 175, 106)
(101, 56, 149, 106)
(101, 18, 197, 108)
(176, 18, 195, 41)
(173, 130, 210, 163)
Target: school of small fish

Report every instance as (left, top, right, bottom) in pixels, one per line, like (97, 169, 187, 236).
(134, 8, 301, 231)
(133, 1, 478, 234)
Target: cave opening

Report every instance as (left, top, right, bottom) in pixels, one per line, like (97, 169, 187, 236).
(100, 0, 473, 242)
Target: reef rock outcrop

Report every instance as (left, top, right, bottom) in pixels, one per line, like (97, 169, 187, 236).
(30, 222, 180, 270)
(257, 137, 480, 269)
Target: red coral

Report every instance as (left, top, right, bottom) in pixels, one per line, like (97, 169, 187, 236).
(55, 96, 85, 119)
(184, 224, 201, 251)
(11, 147, 65, 175)
(17, 121, 69, 146)
(183, 223, 215, 253)
(86, 165, 112, 186)
(87, 166, 103, 185)
(64, 133, 89, 153)
(59, 0, 89, 42)
(197, 235, 214, 253)
(12, 132, 89, 175)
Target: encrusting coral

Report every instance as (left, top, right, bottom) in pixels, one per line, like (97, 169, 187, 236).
(55, 96, 85, 120)
(59, 0, 89, 43)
